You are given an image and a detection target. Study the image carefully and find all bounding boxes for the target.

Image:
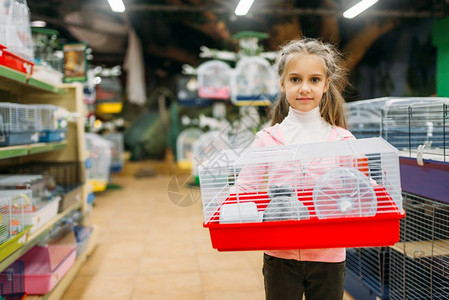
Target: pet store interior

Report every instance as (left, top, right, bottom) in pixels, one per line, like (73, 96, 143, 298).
(0, 0, 448, 299)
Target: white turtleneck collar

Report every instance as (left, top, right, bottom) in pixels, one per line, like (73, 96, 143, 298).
(278, 106, 332, 145)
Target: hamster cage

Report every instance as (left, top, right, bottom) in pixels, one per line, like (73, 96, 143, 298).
(0, 103, 39, 146)
(197, 60, 231, 100)
(199, 137, 404, 251)
(176, 127, 203, 171)
(85, 133, 112, 192)
(347, 97, 390, 139)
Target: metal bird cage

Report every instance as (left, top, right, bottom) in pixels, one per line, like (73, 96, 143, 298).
(85, 133, 112, 192)
(347, 97, 390, 139)
(389, 192, 449, 300)
(199, 137, 404, 251)
(230, 56, 279, 106)
(104, 133, 124, 173)
(197, 60, 231, 100)
(381, 97, 449, 162)
(176, 127, 203, 171)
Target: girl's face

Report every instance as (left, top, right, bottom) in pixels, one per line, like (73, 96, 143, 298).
(280, 54, 330, 112)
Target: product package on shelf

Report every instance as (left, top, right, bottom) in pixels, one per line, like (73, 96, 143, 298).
(199, 137, 405, 251)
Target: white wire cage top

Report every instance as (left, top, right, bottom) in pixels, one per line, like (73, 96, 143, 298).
(347, 97, 391, 137)
(199, 137, 402, 224)
(381, 97, 449, 161)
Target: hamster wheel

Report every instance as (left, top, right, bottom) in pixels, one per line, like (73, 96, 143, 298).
(313, 167, 377, 219)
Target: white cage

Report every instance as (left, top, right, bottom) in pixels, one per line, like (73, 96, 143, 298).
(176, 127, 203, 171)
(230, 56, 279, 106)
(0, 191, 26, 243)
(347, 97, 390, 139)
(0, 103, 39, 145)
(85, 133, 112, 192)
(104, 132, 124, 173)
(197, 60, 231, 100)
(381, 97, 449, 162)
(199, 137, 404, 251)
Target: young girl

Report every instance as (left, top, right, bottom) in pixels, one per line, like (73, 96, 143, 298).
(251, 38, 355, 300)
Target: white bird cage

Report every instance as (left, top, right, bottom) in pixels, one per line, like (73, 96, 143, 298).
(347, 97, 391, 139)
(176, 127, 203, 171)
(104, 132, 124, 173)
(197, 60, 231, 100)
(0, 103, 39, 146)
(0, 191, 26, 243)
(230, 56, 279, 106)
(192, 130, 230, 185)
(34, 104, 68, 142)
(199, 137, 404, 251)
(381, 97, 449, 162)
(85, 133, 112, 192)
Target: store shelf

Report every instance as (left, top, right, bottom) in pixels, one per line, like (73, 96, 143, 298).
(0, 65, 65, 95)
(0, 141, 67, 159)
(390, 239, 449, 259)
(26, 225, 99, 300)
(0, 199, 83, 273)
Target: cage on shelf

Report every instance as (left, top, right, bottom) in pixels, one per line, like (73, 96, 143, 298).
(381, 97, 449, 203)
(197, 60, 231, 100)
(85, 133, 112, 192)
(104, 132, 124, 173)
(0, 260, 25, 300)
(0, 175, 61, 234)
(34, 104, 68, 143)
(389, 192, 449, 300)
(0, 103, 39, 146)
(176, 127, 203, 171)
(381, 97, 449, 161)
(2, 162, 83, 213)
(230, 56, 279, 106)
(199, 137, 404, 251)
(347, 97, 390, 139)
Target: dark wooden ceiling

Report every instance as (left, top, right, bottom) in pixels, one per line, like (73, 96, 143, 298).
(28, 0, 449, 75)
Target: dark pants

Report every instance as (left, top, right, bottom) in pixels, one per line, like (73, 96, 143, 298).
(263, 253, 346, 300)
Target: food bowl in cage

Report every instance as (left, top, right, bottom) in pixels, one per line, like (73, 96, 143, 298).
(199, 137, 405, 251)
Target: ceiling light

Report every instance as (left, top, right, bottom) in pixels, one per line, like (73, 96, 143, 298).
(343, 0, 378, 19)
(107, 0, 125, 12)
(30, 20, 47, 27)
(235, 0, 255, 16)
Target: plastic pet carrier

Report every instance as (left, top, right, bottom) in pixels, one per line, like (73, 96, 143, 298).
(199, 137, 404, 251)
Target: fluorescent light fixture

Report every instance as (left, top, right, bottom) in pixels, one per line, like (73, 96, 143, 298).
(107, 0, 125, 12)
(30, 20, 47, 27)
(343, 0, 378, 19)
(235, 0, 255, 16)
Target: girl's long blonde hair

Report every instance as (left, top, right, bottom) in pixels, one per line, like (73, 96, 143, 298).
(270, 38, 349, 128)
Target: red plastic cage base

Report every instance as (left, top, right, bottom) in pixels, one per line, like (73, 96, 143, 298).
(0, 45, 34, 75)
(203, 187, 405, 251)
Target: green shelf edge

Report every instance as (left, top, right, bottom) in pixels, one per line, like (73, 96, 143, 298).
(0, 141, 67, 159)
(0, 65, 66, 95)
(0, 147, 28, 159)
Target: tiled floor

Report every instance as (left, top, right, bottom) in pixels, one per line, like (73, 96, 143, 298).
(62, 174, 354, 300)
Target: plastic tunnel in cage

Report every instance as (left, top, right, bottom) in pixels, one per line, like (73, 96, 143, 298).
(197, 60, 231, 100)
(199, 137, 404, 251)
(230, 56, 279, 106)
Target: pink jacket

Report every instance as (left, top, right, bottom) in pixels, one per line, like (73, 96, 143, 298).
(248, 123, 355, 262)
